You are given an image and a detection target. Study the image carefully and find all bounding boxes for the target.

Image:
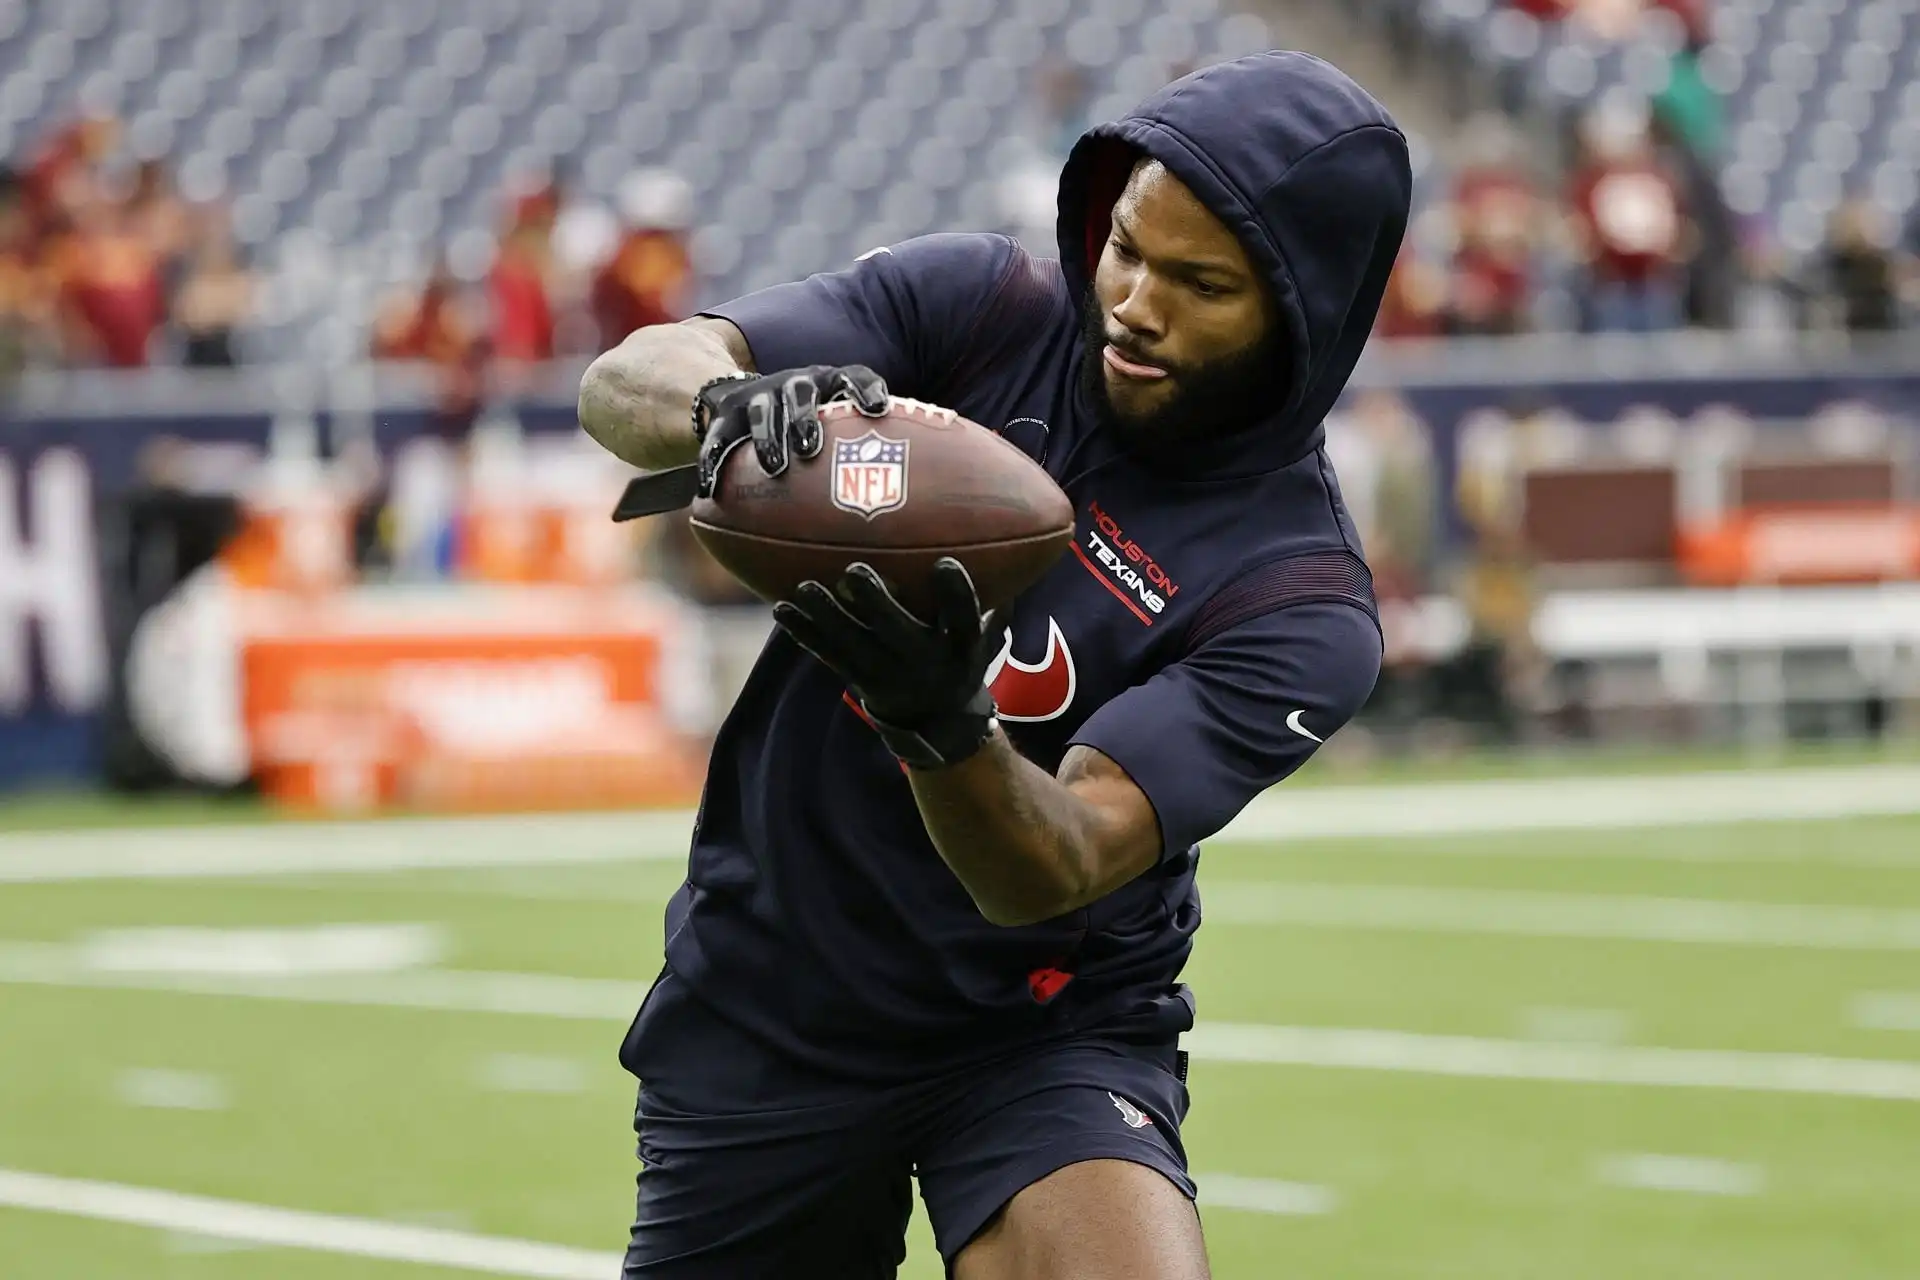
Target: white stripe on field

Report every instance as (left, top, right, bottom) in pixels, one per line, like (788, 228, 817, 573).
(1850, 992, 1920, 1031)
(0, 943, 642, 1019)
(1186, 1023, 1920, 1102)
(1215, 763, 1920, 845)
(1197, 1174, 1338, 1216)
(1597, 1154, 1764, 1196)
(1202, 882, 1920, 950)
(5, 948, 1918, 1103)
(0, 1170, 621, 1279)
(0, 1163, 1316, 1276)
(0, 810, 694, 883)
(4, 764, 1920, 884)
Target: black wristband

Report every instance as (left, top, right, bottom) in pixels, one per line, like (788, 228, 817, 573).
(691, 372, 751, 442)
(865, 688, 999, 770)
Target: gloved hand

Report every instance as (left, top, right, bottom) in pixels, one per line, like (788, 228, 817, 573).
(773, 558, 1003, 770)
(694, 365, 890, 499)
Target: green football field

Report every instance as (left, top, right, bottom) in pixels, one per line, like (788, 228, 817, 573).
(2, 762, 1918, 1278)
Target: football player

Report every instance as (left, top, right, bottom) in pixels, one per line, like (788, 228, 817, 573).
(580, 50, 1409, 1280)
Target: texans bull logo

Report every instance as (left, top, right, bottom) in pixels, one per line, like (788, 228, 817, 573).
(987, 618, 1075, 722)
(842, 618, 1076, 744)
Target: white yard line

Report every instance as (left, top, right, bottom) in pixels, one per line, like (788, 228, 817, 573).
(5, 949, 1918, 1103)
(1596, 1154, 1764, 1196)
(1196, 1174, 1338, 1216)
(0, 811, 693, 883)
(0, 1164, 1320, 1279)
(5, 764, 1920, 884)
(1214, 764, 1920, 845)
(0, 1170, 620, 1278)
(1187, 1023, 1920, 1102)
(0, 942, 642, 1019)
(1203, 882, 1920, 950)
(1850, 992, 1920, 1031)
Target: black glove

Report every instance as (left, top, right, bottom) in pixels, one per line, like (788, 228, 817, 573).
(772, 558, 1003, 770)
(694, 365, 890, 499)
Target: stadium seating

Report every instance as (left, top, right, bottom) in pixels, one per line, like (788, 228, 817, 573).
(1359, 0, 1920, 256)
(0, 0, 1279, 363)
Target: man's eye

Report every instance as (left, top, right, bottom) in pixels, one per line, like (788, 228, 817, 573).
(1192, 280, 1222, 297)
(1110, 238, 1139, 262)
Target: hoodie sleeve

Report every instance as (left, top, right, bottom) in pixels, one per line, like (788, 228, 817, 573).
(700, 233, 1021, 398)
(1067, 594, 1382, 866)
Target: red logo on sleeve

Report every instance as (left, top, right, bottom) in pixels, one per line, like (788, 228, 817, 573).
(987, 619, 1076, 722)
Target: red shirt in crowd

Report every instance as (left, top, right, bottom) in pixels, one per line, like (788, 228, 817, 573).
(54, 226, 165, 366)
(592, 229, 691, 351)
(1374, 247, 1446, 339)
(1450, 165, 1537, 332)
(490, 244, 555, 362)
(1569, 158, 1685, 284)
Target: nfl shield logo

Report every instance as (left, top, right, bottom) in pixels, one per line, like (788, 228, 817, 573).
(830, 431, 910, 519)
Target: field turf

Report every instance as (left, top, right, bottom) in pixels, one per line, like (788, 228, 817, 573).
(1, 761, 1917, 1277)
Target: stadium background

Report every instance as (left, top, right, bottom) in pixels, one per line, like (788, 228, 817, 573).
(2, 0, 1918, 1275)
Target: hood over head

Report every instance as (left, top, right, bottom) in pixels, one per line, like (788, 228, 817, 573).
(1057, 51, 1411, 476)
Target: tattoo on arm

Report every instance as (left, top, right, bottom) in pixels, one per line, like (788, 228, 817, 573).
(576, 317, 755, 471)
(1056, 745, 1163, 881)
(905, 736, 1163, 926)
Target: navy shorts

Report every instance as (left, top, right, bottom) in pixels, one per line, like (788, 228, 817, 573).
(619, 970, 1194, 1278)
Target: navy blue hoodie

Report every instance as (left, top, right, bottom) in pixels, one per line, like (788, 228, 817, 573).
(636, 52, 1411, 1084)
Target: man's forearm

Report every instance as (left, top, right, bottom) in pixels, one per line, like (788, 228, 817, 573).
(577, 320, 749, 470)
(906, 732, 1158, 928)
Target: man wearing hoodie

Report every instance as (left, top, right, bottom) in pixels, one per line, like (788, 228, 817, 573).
(580, 52, 1409, 1279)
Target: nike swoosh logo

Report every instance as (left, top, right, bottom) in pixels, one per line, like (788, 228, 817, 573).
(854, 245, 894, 262)
(1286, 709, 1323, 743)
(986, 618, 1076, 722)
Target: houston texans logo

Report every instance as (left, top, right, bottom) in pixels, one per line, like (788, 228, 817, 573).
(987, 618, 1076, 722)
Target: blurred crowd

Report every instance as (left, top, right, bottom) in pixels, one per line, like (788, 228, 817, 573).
(0, 108, 700, 388)
(1377, 0, 1920, 338)
(6, 31, 1916, 387)
(367, 165, 696, 413)
(0, 113, 256, 377)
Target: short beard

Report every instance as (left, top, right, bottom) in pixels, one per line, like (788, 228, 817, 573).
(1079, 290, 1288, 457)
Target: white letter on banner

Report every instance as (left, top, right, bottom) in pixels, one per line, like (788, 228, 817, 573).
(0, 449, 108, 714)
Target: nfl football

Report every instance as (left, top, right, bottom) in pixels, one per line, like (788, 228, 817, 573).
(690, 397, 1074, 615)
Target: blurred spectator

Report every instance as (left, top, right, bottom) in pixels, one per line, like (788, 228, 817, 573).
(1445, 117, 1540, 335)
(1815, 200, 1901, 334)
(1648, 0, 1713, 50)
(591, 169, 694, 352)
(1375, 246, 1448, 338)
(549, 176, 621, 357)
(1440, 518, 1538, 744)
(1329, 389, 1443, 737)
(124, 157, 194, 288)
(1508, 0, 1693, 41)
(1650, 99, 1737, 329)
(1456, 394, 1581, 539)
(372, 257, 484, 439)
(0, 166, 58, 380)
(489, 205, 556, 366)
(1327, 389, 1438, 595)
(49, 186, 166, 367)
(1650, 40, 1722, 162)
(171, 215, 254, 368)
(1566, 100, 1689, 333)
(24, 113, 118, 235)
(1030, 59, 1092, 162)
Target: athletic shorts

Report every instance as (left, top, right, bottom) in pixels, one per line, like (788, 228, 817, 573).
(619, 969, 1194, 1278)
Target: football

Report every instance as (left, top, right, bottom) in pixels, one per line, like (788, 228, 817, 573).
(689, 397, 1075, 615)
